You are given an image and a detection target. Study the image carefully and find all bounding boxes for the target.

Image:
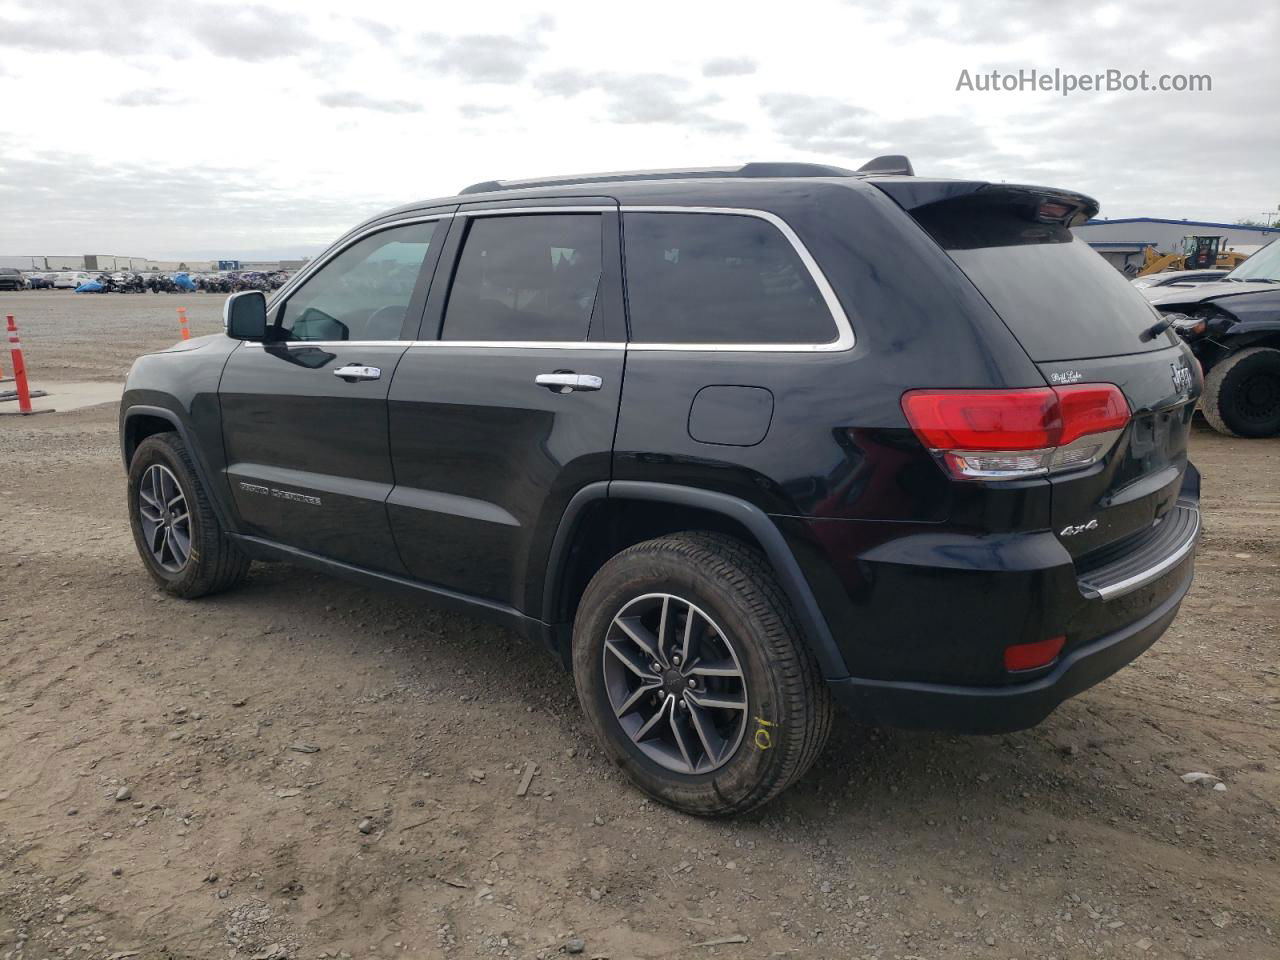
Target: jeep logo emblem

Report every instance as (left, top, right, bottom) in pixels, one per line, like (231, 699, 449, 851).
(1060, 519, 1099, 537)
(1171, 362, 1193, 393)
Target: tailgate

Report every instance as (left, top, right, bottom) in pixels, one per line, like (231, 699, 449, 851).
(1038, 348, 1199, 560)
(903, 184, 1203, 564)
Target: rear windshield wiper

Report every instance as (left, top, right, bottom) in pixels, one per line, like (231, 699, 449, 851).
(1140, 316, 1177, 342)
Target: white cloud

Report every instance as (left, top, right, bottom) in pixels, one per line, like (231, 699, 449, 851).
(702, 57, 757, 78)
(318, 90, 422, 113)
(0, 0, 1273, 256)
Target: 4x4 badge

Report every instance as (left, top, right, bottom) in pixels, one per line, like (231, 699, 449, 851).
(1060, 519, 1098, 537)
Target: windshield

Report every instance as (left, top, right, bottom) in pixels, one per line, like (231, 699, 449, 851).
(1226, 239, 1280, 281)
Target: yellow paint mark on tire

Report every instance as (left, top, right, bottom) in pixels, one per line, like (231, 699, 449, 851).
(753, 716, 775, 750)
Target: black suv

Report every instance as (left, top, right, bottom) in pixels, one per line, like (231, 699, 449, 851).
(120, 160, 1202, 815)
(1143, 238, 1280, 437)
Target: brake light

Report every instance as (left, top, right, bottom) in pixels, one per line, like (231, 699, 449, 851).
(901, 384, 1129, 480)
(1037, 200, 1076, 222)
(1004, 635, 1066, 672)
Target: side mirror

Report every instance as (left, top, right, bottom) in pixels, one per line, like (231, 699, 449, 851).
(224, 290, 268, 341)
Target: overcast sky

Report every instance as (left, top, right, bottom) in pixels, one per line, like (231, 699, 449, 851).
(0, 0, 1275, 259)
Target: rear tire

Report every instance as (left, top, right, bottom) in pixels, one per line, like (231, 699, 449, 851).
(572, 532, 832, 816)
(127, 432, 250, 598)
(1202, 346, 1280, 437)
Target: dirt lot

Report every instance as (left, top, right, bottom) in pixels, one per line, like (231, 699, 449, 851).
(1, 291, 1277, 960)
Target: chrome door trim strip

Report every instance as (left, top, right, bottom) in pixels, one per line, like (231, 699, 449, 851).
(237, 340, 413, 349)
(412, 340, 626, 349)
(238, 340, 627, 350)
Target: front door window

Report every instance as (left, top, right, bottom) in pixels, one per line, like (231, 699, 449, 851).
(278, 221, 439, 341)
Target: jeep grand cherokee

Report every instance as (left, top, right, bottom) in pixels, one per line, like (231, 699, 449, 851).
(120, 158, 1202, 815)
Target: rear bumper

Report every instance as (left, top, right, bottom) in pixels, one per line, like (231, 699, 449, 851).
(828, 558, 1192, 734)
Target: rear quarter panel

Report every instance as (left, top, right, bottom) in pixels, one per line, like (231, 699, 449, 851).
(612, 182, 1048, 522)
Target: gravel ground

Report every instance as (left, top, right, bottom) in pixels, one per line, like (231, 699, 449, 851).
(1, 291, 1277, 960)
(2, 289, 228, 383)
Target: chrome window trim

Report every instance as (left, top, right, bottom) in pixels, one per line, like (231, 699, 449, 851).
(253, 203, 854, 353)
(460, 206, 616, 216)
(409, 340, 626, 350)
(239, 340, 626, 350)
(266, 212, 454, 312)
(617, 205, 855, 353)
(238, 340, 412, 349)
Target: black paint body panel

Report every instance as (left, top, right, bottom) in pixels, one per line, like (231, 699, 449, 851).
(687, 386, 774, 447)
(218, 342, 411, 574)
(387, 344, 625, 609)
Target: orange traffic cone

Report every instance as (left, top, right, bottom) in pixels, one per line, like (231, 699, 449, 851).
(1, 314, 53, 416)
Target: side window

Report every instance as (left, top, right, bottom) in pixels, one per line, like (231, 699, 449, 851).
(442, 214, 602, 342)
(279, 220, 438, 341)
(623, 212, 837, 344)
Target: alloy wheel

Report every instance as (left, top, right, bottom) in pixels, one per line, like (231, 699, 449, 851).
(137, 464, 192, 573)
(601, 593, 748, 775)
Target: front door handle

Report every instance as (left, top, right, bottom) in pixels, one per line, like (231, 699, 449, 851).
(333, 364, 381, 382)
(535, 373, 603, 394)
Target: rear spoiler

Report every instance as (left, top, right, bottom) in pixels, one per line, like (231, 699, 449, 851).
(870, 179, 1100, 227)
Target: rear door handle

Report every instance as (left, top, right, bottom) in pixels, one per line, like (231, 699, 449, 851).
(333, 364, 381, 381)
(535, 373, 603, 393)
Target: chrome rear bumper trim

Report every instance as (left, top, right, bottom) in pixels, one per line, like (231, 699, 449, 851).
(1084, 505, 1200, 601)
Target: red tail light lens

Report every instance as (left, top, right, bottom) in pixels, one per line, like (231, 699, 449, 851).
(1004, 635, 1066, 671)
(901, 388, 1060, 451)
(1053, 384, 1131, 445)
(901, 384, 1130, 480)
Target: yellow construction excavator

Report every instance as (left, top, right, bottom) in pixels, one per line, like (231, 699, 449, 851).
(1136, 235, 1251, 276)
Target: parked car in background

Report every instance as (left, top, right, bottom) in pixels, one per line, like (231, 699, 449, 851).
(25, 273, 54, 289)
(0, 267, 28, 290)
(1147, 239, 1280, 437)
(120, 160, 1203, 815)
(1131, 269, 1231, 290)
(53, 272, 92, 289)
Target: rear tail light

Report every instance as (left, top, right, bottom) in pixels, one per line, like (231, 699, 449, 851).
(1004, 635, 1067, 672)
(901, 384, 1130, 480)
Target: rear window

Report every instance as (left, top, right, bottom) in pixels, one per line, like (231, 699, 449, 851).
(443, 214, 602, 342)
(913, 206, 1168, 361)
(623, 212, 837, 344)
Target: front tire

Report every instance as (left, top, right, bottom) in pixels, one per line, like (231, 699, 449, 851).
(1202, 346, 1280, 437)
(127, 432, 250, 597)
(572, 533, 832, 816)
